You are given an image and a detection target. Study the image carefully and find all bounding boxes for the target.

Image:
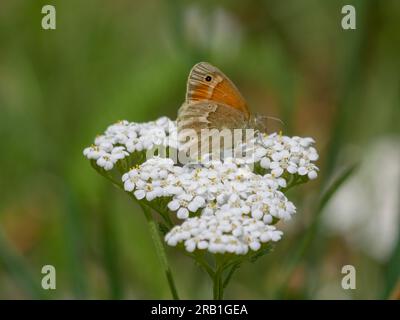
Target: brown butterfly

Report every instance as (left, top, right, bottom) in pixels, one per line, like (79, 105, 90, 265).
(177, 62, 263, 160)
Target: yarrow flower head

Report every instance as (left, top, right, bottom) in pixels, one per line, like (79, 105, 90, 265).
(83, 117, 177, 171)
(84, 117, 319, 255)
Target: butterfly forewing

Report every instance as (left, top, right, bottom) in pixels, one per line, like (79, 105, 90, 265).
(186, 62, 250, 119)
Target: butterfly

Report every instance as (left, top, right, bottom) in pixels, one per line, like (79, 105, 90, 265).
(177, 62, 264, 160)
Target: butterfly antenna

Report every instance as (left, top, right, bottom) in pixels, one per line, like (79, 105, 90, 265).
(265, 116, 285, 127)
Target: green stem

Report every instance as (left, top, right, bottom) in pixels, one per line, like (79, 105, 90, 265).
(187, 252, 215, 278)
(213, 270, 221, 300)
(213, 256, 226, 300)
(222, 262, 241, 289)
(218, 271, 224, 299)
(139, 203, 180, 300)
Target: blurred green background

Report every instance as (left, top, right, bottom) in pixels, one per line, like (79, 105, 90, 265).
(0, 0, 399, 299)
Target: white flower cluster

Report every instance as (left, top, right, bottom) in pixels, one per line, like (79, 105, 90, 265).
(83, 117, 177, 171)
(249, 133, 319, 180)
(84, 117, 319, 255)
(121, 156, 295, 254)
(165, 212, 283, 255)
(122, 157, 295, 221)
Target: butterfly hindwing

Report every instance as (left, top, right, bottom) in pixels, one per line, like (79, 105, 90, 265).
(177, 101, 248, 134)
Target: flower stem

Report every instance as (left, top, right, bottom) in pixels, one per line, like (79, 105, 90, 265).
(188, 252, 215, 278)
(222, 262, 241, 289)
(139, 203, 180, 300)
(212, 256, 226, 300)
(212, 271, 221, 300)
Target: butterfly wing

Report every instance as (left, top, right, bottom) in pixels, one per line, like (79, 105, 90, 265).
(177, 101, 248, 133)
(177, 101, 249, 160)
(186, 62, 250, 119)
